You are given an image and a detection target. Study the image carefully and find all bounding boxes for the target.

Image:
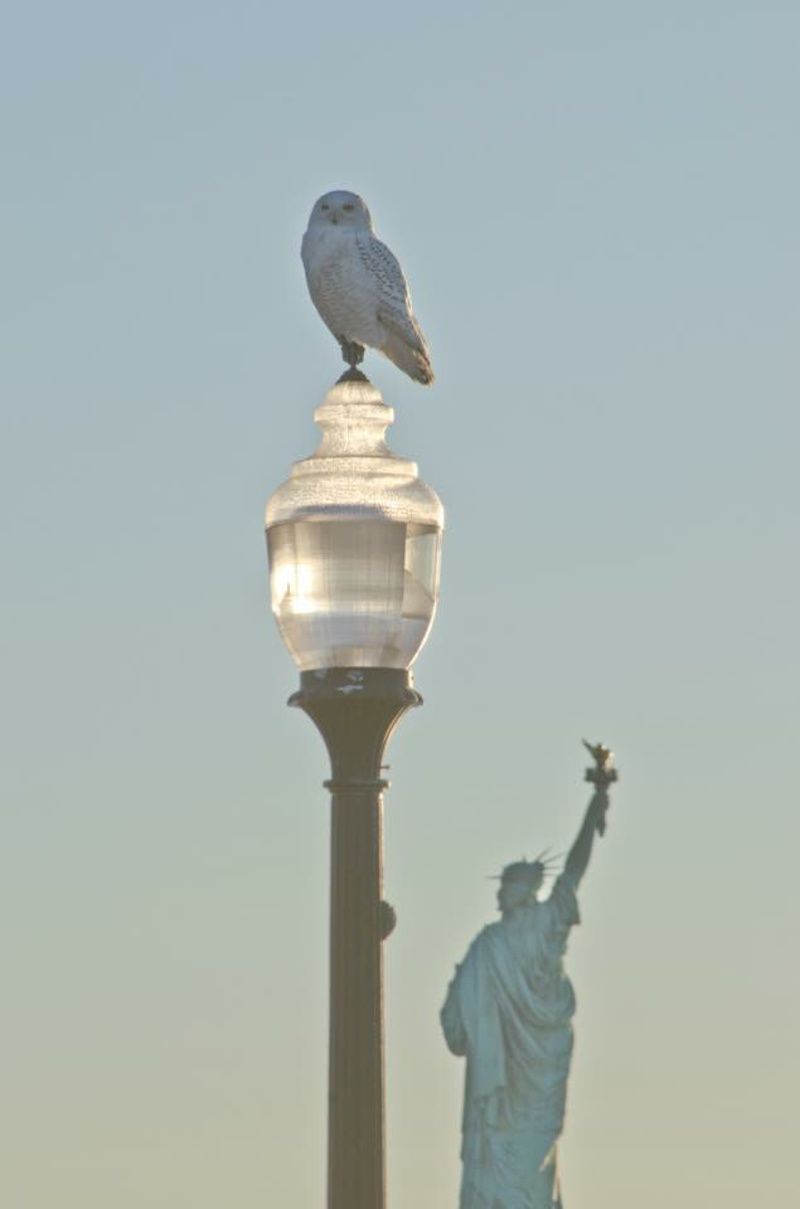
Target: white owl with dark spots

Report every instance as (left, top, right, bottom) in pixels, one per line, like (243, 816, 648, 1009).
(301, 190, 434, 385)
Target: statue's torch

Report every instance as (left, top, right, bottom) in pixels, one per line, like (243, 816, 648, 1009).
(582, 740, 619, 836)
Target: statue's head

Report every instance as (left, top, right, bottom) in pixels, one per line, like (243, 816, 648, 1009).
(495, 860, 545, 914)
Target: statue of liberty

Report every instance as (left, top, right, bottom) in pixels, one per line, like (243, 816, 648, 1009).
(440, 743, 618, 1209)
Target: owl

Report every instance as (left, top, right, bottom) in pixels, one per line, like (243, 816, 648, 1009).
(301, 190, 434, 385)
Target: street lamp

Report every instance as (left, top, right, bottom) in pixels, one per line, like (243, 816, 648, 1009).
(265, 373, 443, 1209)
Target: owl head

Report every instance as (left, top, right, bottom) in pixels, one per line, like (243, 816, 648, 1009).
(307, 190, 373, 230)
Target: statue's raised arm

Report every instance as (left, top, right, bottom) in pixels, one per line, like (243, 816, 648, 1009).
(562, 740, 619, 890)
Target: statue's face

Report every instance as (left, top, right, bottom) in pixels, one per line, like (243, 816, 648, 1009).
(498, 879, 533, 914)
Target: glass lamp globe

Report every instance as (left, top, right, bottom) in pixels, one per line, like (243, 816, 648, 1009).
(266, 376, 443, 672)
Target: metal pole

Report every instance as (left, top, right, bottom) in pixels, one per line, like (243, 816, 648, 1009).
(290, 668, 421, 1209)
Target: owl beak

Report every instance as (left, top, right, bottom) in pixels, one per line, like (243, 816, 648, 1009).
(331, 214, 339, 225)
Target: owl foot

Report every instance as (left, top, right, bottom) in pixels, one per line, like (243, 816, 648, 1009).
(338, 337, 365, 369)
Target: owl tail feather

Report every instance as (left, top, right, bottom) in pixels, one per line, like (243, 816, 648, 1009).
(380, 333, 435, 385)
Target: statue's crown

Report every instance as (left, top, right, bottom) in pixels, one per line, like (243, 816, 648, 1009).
(494, 859, 545, 888)
(490, 850, 561, 890)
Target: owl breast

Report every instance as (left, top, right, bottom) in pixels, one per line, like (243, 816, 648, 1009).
(301, 227, 384, 347)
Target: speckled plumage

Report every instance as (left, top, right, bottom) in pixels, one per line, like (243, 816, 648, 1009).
(301, 190, 434, 385)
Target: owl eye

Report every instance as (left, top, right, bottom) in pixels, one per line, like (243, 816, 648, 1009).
(342, 203, 355, 212)
(320, 203, 330, 211)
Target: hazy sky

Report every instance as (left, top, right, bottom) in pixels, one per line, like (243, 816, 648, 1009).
(3, 3, 799, 1206)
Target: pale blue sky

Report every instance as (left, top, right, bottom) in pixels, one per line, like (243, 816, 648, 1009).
(2, 3, 799, 1206)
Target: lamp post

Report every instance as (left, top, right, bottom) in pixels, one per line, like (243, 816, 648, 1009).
(265, 373, 443, 1209)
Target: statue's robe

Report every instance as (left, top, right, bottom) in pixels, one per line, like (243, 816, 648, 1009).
(440, 875, 580, 1209)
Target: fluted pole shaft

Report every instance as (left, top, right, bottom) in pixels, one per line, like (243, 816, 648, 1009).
(289, 669, 421, 1209)
(327, 779, 385, 1208)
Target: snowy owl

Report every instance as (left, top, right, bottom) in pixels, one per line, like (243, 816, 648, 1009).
(301, 190, 434, 385)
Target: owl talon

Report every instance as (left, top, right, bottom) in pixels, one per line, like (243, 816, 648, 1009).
(338, 338, 365, 369)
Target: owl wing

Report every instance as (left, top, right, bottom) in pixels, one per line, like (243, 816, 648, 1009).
(356, 232, 429, 356)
